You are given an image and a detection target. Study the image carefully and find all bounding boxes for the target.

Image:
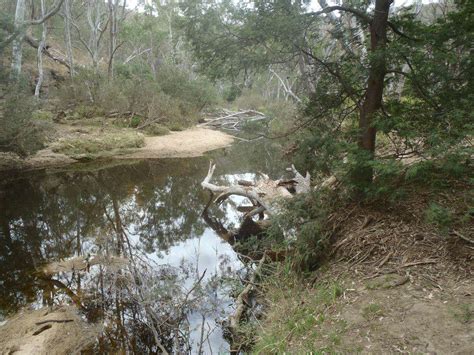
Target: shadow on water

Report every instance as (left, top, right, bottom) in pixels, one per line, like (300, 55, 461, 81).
(0, 137, 287, 353)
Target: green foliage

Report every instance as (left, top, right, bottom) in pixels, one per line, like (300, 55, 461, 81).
(253, 271, 346, 353)
(0, 81, 50, 156)
(129, 115, 141, 128)
(223, 85, 242, 102)
(54, 64, 218, 131)
(267, 188, 339, 271)
(425, 203, 453, 234)
(31, 110, 54, 122)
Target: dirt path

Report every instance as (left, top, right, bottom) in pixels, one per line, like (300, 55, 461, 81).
(120, 127, 234, 159)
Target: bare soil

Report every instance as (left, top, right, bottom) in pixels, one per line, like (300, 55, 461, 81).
(0, 306, 100, 355)
(255, 186, 473, 353)
(119, 127, 235, 159)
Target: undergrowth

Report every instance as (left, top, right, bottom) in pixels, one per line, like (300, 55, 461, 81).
(251, 264, 346, 353)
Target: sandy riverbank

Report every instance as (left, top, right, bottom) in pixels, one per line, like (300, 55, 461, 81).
(0, 126, 234, 172)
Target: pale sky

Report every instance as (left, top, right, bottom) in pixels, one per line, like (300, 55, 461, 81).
(125, 0, 435, 11)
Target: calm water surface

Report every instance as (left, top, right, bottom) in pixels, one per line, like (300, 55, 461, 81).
(0, 138, 286, 353)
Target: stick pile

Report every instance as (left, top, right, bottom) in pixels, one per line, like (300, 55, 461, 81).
(198, 109, 267, 131)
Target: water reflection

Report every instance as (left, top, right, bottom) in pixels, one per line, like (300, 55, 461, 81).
(0, 138, 287, 353)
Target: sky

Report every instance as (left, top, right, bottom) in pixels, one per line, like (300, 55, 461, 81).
(125, 0, 436, 11)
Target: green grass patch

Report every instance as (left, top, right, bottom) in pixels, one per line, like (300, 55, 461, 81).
(252, 267, 346, 353)
(53, 131, 145, 158)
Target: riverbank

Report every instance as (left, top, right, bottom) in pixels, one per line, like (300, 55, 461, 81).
(241, 183, 474, 353)
(0, 123, 234, 172)
(0, 306, 99, 354)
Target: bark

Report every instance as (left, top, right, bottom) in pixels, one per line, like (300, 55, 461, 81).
(356, 0, 392, 184)
(84, 0, 107, 71)
(34, 0, 46, 97)
(201, 161, 310, 217)
(11, 0, 26, 78)
(269, 68, 302, 103)
(107, 0, 117, 79)
(10, 0, 64, 79)
(63, 0, 74, 77)
(24, 34, 71, 70)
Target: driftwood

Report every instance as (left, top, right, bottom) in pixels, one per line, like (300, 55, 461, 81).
(197, 109, 267, 131)
(201, 161, 310, 217)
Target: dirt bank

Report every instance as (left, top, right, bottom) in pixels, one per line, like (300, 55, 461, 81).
(119, 127, 235, 159)
(252, 186, 473, 353)
(0, 125, 234, 172)
(0, 306, 100, 355)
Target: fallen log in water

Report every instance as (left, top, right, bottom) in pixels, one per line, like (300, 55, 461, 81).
(197, 109, 267, 130)
(201, 161, 310, 218)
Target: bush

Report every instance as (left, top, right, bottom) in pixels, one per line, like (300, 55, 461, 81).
(0, 83, 51, 156)
(425, 203, 452, 234)
(266, 188, 339, 271)
(53, 64, 218, 131)
(143, 124, 170, 136)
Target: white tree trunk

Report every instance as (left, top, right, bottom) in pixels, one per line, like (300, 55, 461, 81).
(34, 0, 47, 97)
(11, 0, 26, 78)
(86, 0, 102, 71)
(63, 0, 74, 77)
(107, 0, 117, 78)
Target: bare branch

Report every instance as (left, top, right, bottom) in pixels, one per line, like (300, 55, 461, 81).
(26, 0, 65, 26)
(308, 6, 373, 25)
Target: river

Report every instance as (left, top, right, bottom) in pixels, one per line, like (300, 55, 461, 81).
(0, 137, 286, 353)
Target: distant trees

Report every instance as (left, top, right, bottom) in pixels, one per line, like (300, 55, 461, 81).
(182, 0, 473, 190)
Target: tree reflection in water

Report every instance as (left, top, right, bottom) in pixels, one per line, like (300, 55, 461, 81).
(0, 139, 286, 353)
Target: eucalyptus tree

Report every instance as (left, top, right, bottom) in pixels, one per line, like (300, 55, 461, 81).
(182, 0, 472, 189)
(10, 0, 64, 78)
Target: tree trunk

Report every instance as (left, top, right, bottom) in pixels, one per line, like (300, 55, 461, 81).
(63, 0, 74, 77)
(11, 0, 26, 78)
(34, 0, 46, 97)
(356, 0, 392, 184)
(107, 0, 117, 79)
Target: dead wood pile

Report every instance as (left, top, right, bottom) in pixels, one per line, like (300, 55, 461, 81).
(197, 109, 267, 131)
(201, 161, 310, 218)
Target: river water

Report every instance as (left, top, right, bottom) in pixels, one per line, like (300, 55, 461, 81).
(0, 137, 286, 353)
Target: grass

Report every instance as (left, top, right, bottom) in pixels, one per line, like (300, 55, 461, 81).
(450, 303, 473, 324)
(251, 265, 346, 353)
(53, 131, 145, 158)
(361, 303, 385, 320)
(142, 123, 170, 136)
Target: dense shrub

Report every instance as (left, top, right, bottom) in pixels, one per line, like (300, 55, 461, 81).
(53, 64, 218, 131)
(0, 81, 51, 156)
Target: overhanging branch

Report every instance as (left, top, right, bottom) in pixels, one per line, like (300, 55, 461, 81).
(308, 6, 373, 25)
